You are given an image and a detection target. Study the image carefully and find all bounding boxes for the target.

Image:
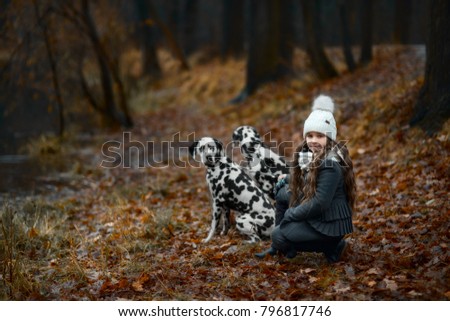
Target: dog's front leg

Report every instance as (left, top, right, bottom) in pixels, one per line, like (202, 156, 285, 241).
(235, 216, 261, 244)
(220, 208, 231, 236)
(202, 203, 222, 243)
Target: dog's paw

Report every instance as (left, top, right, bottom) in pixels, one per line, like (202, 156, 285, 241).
(243, 236, 261, 244)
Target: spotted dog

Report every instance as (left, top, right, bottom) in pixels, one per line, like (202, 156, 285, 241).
(189, 137, 275, 243)
(232, 125, 261, 147)
(232, 126, 289, 199)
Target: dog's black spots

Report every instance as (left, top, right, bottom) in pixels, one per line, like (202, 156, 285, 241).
(263, 158, 276, 168)
(233, 128, 289, 200)
(263, 217, 274, 227)
(262, 202, 273, 210)
(217, 171, 225, 181)
(227, 180, 246, 195)
(192, 136, 276, 243)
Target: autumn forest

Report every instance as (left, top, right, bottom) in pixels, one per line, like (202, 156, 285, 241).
(0, 0, 449, 301)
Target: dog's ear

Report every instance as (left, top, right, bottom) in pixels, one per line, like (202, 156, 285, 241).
(232, 127, 243, 143)
(189, 141, 199, 157)
(213, 138, 224, 153)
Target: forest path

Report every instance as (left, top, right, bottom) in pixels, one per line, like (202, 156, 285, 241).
(1, 46, 448, 300)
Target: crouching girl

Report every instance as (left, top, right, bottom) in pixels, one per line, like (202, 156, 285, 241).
(256, 95, 356, 263)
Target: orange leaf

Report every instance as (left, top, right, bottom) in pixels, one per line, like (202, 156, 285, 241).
(212, 252, 224, 260)
(132, 272, 151, 292)
(118, 278, 129, 289)
(28, 227, 39, 238)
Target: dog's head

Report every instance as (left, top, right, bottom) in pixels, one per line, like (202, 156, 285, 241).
(239, 135, 263, 162)
(189, 137, 224, 167)
(232, 126, 261, 147)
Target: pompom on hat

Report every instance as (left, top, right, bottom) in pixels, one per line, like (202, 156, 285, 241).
(303, 95, 337, 141)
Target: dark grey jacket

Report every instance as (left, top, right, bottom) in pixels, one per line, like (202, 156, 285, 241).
(279, 157, 353, 238)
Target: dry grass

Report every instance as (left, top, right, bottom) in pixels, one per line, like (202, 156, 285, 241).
(1, 45, 448, 300)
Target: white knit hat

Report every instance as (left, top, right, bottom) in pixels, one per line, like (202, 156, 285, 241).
(303, 95, 337, 141)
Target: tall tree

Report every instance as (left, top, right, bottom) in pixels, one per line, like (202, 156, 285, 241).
(393, 0, 412, 44)
(231, 0, 281, 102)
(221, 0, 244, 60)
(83, 0, 129, 127)
(359, 0, 373, 65)
(32, 0, 65, 136)
(0, 0, 10, 29)
(134, 0, 162, 79)
(278, 0, 295, 77)
(337, 0, 356, 72)
(58, 0, 133, 128)
(82, 0, 133, 128)
(300, 0, 338, 80)
(410, 0, 450, 133)
(180, 0, 199, 56)
(147, 1, 189, 70)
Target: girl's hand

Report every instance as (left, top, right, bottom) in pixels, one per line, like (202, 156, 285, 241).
(274, 175, 287, 196)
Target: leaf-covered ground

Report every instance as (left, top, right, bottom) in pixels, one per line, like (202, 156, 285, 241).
(1, 46, 449, 300)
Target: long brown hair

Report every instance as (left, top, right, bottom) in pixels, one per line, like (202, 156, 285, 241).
(289, 138, 356, 210)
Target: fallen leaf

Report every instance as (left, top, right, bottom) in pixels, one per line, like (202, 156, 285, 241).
(367, 280, 377, 287)
(367, 268, 382, 275)
(132, 281, 144, 292)
(382, 278, 398, 291)
(344, 265, 355, 279)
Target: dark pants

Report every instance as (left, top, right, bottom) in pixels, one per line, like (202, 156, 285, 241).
(273, 185, 341, 256)
(271, 222, 342, 256)
(274, 183, 290, 226)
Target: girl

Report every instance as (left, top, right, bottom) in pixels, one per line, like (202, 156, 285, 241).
(255, 95, 356, 263)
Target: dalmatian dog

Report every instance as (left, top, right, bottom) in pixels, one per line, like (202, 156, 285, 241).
(232, 125, 262, 147)
(232, 126, 289, 199)
(189, 137, 275, 243)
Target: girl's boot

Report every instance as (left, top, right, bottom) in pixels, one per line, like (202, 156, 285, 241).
(255, 247, 277, 258)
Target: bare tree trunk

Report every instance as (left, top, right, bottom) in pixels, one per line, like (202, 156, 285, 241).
(300, 0, 338, 80)
(110, 62, 134, 129)
(359, 0, 373, 66)
(134, 0, 162, 78)
(393, 0, 412, 44)
(278, 0, 295, 77)
(221, 0, 244, 60)
(410, 0, 450, 134)
(0, 0, 11, 31)
(78, 54, 101, 113)
(32, 0, 65, 136)
(338, 0, 356, 72)
(180, 0, 198, 56)
(147, 0, 189, 70)
(81, 0, 132, 128)
(231, 0, 281, 103)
